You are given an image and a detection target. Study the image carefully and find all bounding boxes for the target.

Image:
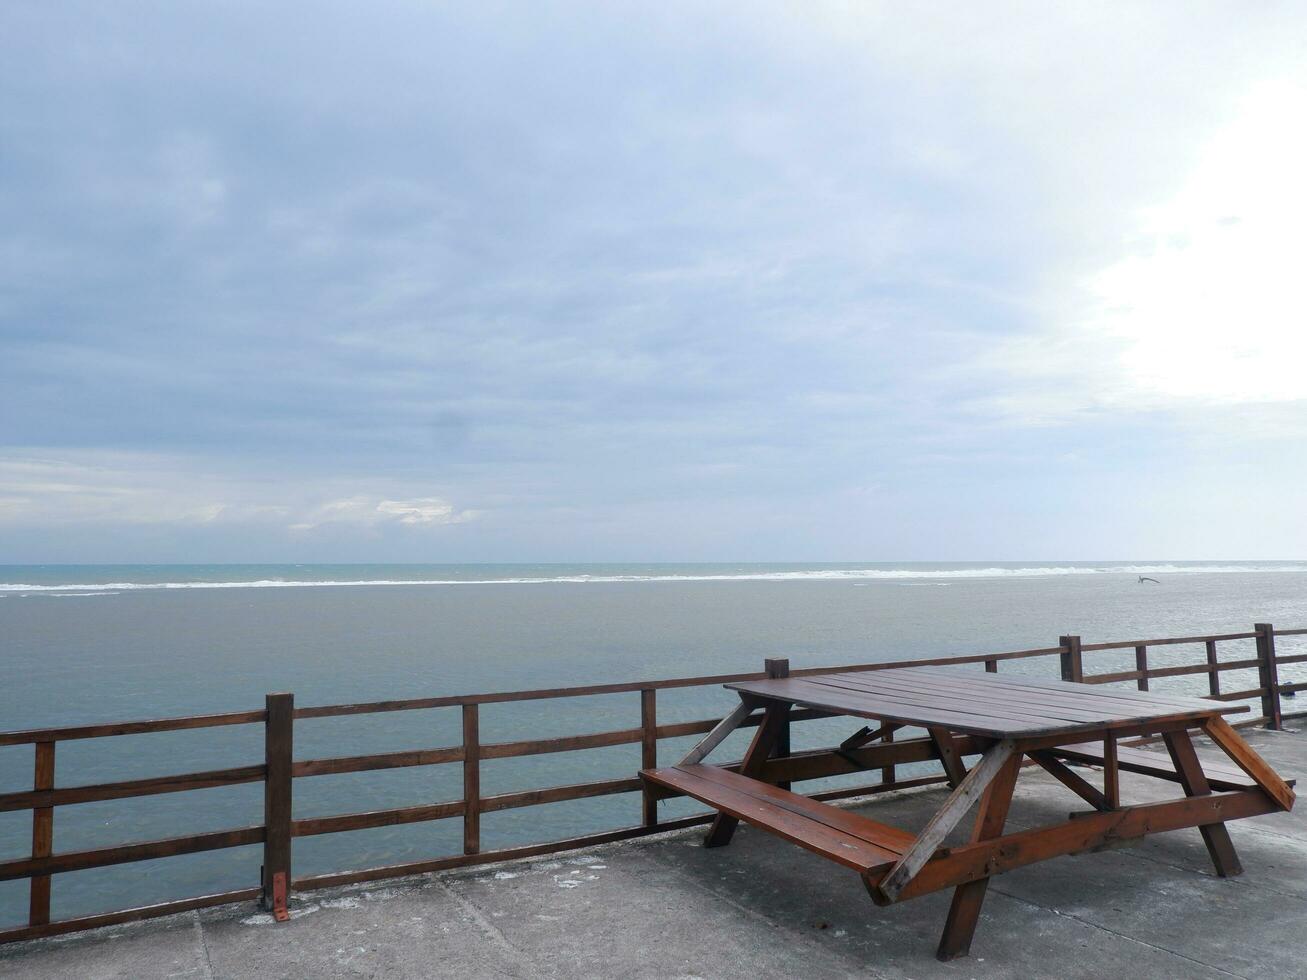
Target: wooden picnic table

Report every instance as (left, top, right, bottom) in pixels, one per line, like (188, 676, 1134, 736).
(641, 666, 1296, 961)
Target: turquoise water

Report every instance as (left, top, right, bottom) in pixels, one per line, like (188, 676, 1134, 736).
(2, 561, 1305, 926)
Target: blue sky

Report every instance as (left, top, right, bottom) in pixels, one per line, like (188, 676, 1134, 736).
(2, 2, 1305, 562)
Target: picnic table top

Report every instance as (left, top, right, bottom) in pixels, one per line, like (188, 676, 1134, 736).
(726, 666, 1246, 739)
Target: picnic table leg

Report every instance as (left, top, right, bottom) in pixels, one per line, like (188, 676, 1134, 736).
(928, 727, 968, 789)
(1162, 729, 1243, 878)
(704, 703, 787, 848)
(936, 751, 1022, 961)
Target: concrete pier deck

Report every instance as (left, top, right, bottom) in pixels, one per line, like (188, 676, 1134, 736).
(4, 726, 1305, 979)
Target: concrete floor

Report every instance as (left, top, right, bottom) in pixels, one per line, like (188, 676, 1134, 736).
(3, 727, 1305, 980)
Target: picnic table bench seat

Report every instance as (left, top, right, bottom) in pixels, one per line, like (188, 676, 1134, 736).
(1051, 740, 1296, 792)
(642, 764, 912, 874)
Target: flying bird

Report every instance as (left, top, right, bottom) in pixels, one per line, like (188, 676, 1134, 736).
(1138, 576, 1160, 584)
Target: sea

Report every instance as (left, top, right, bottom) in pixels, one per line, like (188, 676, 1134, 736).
(2, 561, 1306, 926)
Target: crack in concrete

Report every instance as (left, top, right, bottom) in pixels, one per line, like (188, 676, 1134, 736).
(989, 885, 1253, 980)
(190, 911, 215, 980)
(431, 877, 541, 979)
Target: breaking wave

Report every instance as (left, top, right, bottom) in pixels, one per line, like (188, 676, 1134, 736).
(3, 563, 1306, 593)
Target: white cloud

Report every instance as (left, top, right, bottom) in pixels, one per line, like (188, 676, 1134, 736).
(970, 80, 1307, 424)
(1089, 82, 1307, 405)
(290, 496, 478, 531)
(0, 451, 477, 532)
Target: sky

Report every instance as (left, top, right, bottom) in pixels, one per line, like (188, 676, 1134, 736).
(2, 2, 1306, 563)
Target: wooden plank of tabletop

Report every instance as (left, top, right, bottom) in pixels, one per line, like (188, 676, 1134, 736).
(855, 670, 1219, 726)
(814, 672, 1124, 726)
(881, 667, 1227, 713)
(730, 676, 1050, 737)
(904, 667, 1241, 714)
(804, 675, 1081, 731)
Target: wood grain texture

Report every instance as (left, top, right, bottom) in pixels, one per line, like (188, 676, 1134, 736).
(29, 742, 54, 926)
(877, 739, 1017, 902)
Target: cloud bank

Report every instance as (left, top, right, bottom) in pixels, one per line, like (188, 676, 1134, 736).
(2, 3, 1305, 561)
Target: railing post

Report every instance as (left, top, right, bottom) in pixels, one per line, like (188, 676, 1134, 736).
(1205, 640, 1221, 697)
(1134, 645, 1149, 691)
(1255, 623, 1282, 729)
(1059, 635, 1083, 683)
(765, 658, 791, 790)
(261, 692, 293, 920)
(29, 741, 55, 927)
(463, 703, 480, 854)
(640, 689, 658, 827)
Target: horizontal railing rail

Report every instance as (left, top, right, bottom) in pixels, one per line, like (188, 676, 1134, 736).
(1, 621, 1302, 944)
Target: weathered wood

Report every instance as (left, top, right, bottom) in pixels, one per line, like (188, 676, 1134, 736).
(928, 727, 967, 788)
(687, 764, 914, 850)
(641, 689, 658, 826)
(639, 734, 990, 796)
(463, 704, 480, 856)
(844, 722, 903, 750)
(294, 777, 949, 894)
(0, 764, 267, 813)
(1206, 640, 1221, 696)
(877, 739, 1017, 902)
(1134, 646, 1149, 691)
(0, 710, 267, 747)
(1103, 734, 1120, 809)
(1162, 730, 1241, 877)
(1086, 658, 1260, 685)
(937, 751, 1021, 960)
(483, 728, 644, 760)
(1255, 623, 1283, 729)
(677, 699, 754, 766)
(29, 742, 54, 926)
(1080, 630, 1258, 651)
(481, 777, 643, 813)
(655, 707, 827, 741)
(882, 725, 895, 786)
(646, 765, 903, 872)
(1059, 635, 1083, 683)
(261, 693, 293, 914)
(766, 659, 792, 790)
(1028, 751, 1110, 810)
(1, 826, 265, 881)
(1201, 715, 1296, 811)
(293, 746, 462, 777)
(293, 801, 464, 837)
(704, 703, 786, 847)
(728, 670, 1234, 740)
(894, 788, 1278, 901)
(0, 887, 262, 945)
(1050, 742, 1286, 794)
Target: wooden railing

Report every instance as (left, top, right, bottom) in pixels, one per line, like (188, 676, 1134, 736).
(2, 621, 1303, 944)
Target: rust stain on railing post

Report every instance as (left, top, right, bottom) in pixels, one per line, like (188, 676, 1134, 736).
(1255, 624, 1282, 729)
(29, 741, 54, 926)
(463, 704, 480, 854)
(640, 689, 657, 827)
(1059, 636, 1083, 684)
(262, 693, 293, 919)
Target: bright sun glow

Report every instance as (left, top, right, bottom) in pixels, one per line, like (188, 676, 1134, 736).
(1090, 82, 1307, 403)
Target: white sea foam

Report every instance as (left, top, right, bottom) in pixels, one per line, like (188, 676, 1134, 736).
(2, 563, 1305, 594)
